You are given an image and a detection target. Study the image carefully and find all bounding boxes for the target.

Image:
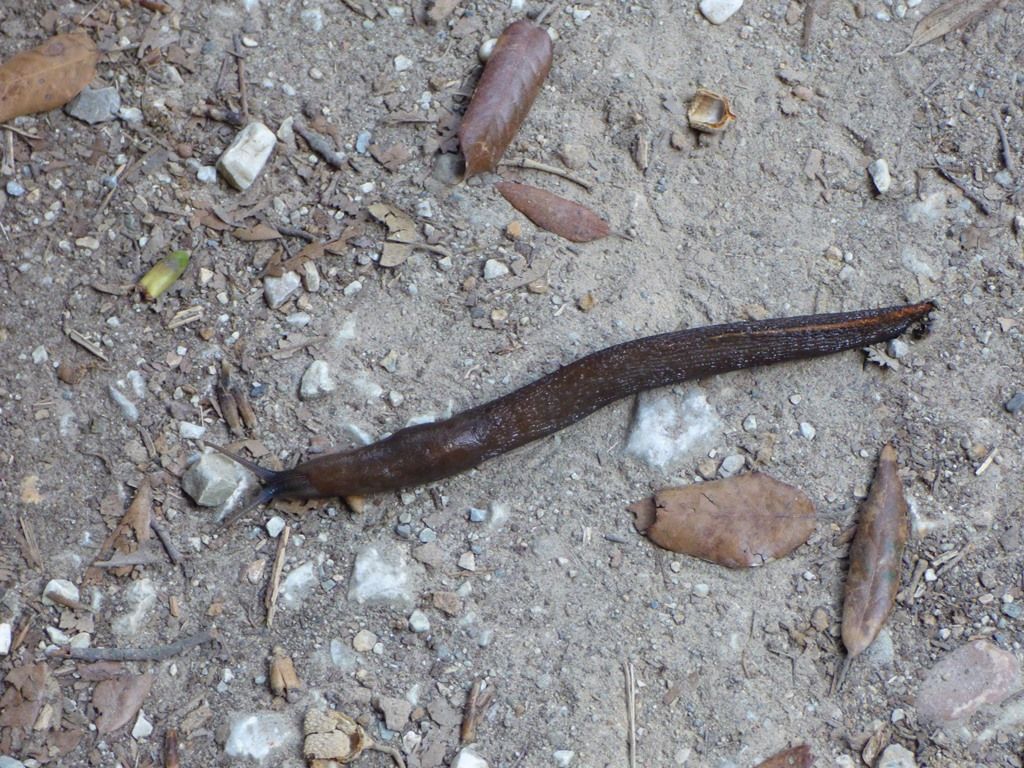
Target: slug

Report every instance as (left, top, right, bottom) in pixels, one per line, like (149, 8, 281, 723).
(213, 301, 934, 511)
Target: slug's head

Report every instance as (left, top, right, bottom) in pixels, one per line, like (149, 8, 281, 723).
(205, 443, 315, 524)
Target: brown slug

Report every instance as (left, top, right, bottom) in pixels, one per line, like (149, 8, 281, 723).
(213, 301, 934, 511)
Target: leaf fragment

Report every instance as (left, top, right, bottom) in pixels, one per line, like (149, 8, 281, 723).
(369, 202, 418, 267)
(496, 181, 610, 243)
(841, 443, 909, 657)
(93, 673, 155, 734)
(0, 33, 98, 123)
(897, 0, 1001, 54)
(754, 744, 814, 768)
(459, 20, 553, 177)
(139, 250, 190, 300)
(629, 473, 816, 568)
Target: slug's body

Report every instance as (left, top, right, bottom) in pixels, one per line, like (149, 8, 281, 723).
(218, 302, 934, 509)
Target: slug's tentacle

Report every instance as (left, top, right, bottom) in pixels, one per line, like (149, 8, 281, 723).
(216, 301, 935, 513)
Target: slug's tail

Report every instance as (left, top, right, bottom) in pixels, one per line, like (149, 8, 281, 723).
(204, 442, 292, 524)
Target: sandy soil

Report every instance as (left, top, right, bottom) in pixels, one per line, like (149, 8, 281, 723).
(1, 0, 1022, 766)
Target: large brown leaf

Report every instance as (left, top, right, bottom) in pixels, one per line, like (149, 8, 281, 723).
(755, 744, 814, 767)
(0, 34, 98, 123)
(841, 443, 908, 657)
(458, 21, 552, 177)
(93, 673, 154, 734)
(630, 473, 816, 568)
(496, 182, 610, 243)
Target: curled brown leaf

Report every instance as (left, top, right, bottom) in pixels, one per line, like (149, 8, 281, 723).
(459, 21, 553, 177)
(841, 443, 909, 657)
(0, 34, 98, 123)
(496, 181, 610, 243)
(754, 744, 814, 768)
(629, 473, 816, 568)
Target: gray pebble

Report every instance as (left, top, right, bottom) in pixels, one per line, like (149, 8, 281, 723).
(182, 450, 242, 507)
(356, 131, 372, 154)
(468, 507, 487, 523)
(477, 628, 494, 648)
(1004, 392, 1024, 414)
(799, 422, 816, 440)
(264, 271, 301, 309)
(483, 259, 509, 280)
(5, 180, 25, 197)
(299, 360, 336, 400)
(888, 338, 910, 359)
(418, 528, 437, 544)
(741, 414, 757, 432)
(66, 86, 121, 124)
(408, 609, 430, 633)
(719, 454, 745, 477)
(1002, 602, 1022, 620)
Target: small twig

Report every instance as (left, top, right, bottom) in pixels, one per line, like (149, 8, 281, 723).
(931, 161, 994, 215)
(232, 35, 250, 122)
(624, 662, 637, 768)
(339, 0, 373, 18)
(500, 158, 593, 191)
(266, 525, 290, 627)
(164, 728, 181, 768)
(190, 104, 244, 126)
(150, 518, 183, 565)
(830, 654, 851, 695)
(993, 110, 1016, 175)
(1, 123, 40, 140)
(412, 242, 454, 259)
(461, 678, 495, 743)
(271, 223, 316, 242)
(95, 160, 131, 219)
(535, 1, 558, 24)
(18, 515, 42, 569)
(0, 129, 13, 177)
(166, 306, 204, 330)
(975, 447, 999, 476)
(801, 0, 819, 51)
(294, 122, 347, 169)
(66, 328, 109, 361)
(93, 550, 164, 568)
(368, 743, 407, 768)
(58, 630, 215, 662)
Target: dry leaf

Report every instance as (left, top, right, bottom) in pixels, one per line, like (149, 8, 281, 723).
(897, 0, 1001, 53)
(304, 708, 367, 765)
(93, 673, 154, 734)
(0, 663, 55, 730)
(233, 223, 282, 241)
(459, 20, 553, 177)
(369, 202, 417, 267)
(0, 33, 98, 123)
(755, 744, 814, 768)
(630, 473, 816, 568)
(841, 444, 909, 657)
(496, 182, 610, 243)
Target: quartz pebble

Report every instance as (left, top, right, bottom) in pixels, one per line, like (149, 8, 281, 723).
(132, 710, 153, 740)
(0, 623, 11, 655)
(868, 158, 892, 194)
(264, 271, 301, 309)
(348, 546, 414, 607)
(452, 748, 489, 768)
(916, 639, 1021, 723)
(266, 516, 287, 538)
(876, 744, 916, 768)
(553, 750, 575, 767)
(217, 122, 277, 190)
(224, 712, 298, 760)
(112, 578, 157, 637)
(179, 421, 206, 440)
(43, 579, 80, 606)
(699, 0, 743, 24)
(483, 259, 509, 280)
(300, 360, 336, 400)
(799, 422, 816, 440)
(182, 450, 243, 506)
(409, 609, 431, 633)
(353, 629, 377, 652)
(458, 552, 477, 571)
(66, 86, 121, 124)
(626, 388, 721, 468)
(279, 562, 317, 609)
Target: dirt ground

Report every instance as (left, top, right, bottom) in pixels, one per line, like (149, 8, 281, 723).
(1, 0, 1023, 766)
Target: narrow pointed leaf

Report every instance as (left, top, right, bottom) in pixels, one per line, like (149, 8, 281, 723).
(496, 181, 610, 243)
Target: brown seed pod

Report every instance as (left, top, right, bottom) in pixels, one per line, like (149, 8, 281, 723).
(687, 87, 736, 134)
(496, 181, 610, 243)
(841, 443, 909, 657)
(0, 34, 98, 123)
(459, 20, 553, 177)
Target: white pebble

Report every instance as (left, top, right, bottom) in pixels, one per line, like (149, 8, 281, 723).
(478, 38, 497, 62)
(409, 609, 430, 633)
(217, 122, 277, 191)
(44, 579, 82, 606)
(699, 0, 744, 25)
(300, 360, 337, 400)
(266, 516, 287, 538)
(483, 259, 509, 280)
(179, 421, 206, 440)
(799, 422, 816, 440)
(132, 710, 154, 740)
(868, 158, 892, 194)
(394, 55, 414, 72)
(353, 629, 377, 652)
(0, 623, 11, 655)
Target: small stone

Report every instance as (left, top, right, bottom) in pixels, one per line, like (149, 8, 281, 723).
(452, 747, 489, 768)
(377, 696, 412, 731)
(355, 131, 372, 154)
(915, 639, 1021, 723)
(888, 339, 910, 359)
(468, 507, 487, 523)
(6, 180, 25, 197)
(553, 750, 575, 767)
(810, 606, 830, 631)
(477, 628, 494, 648)
(692, 583, 710, 598)
(413, 543, 444, 569)
(179, 421, 206, 440)
(182, 450, 243, 506)
(113, 578, 157, 637)
(217, 122, 277, 191)
(457, 552, 477, 571)
(478, 38, 497, 62)
(117, 105, 144, 125)
(348, 546, 413, 607)
(408, 609, 430, 633)
(699, 0, 743, 24)
(353, 629, 377, 652)
(31, 345, 48, 364)
(432, 591, 462, 616)
(132, 710, 153, 740)
(300, 360, 336, 400)
(300, 8, 324, 30)
(483, 259, 509, 280)
(108, 385, 139, 423)
(43, 579, 80, 606)
(196, 165, 217, 183)
(719, 454, 745, 478)
(0, 623, 11, 655)
(302, 261, 321, 292)
(264, 271, 301, 309)
(876, 744, 916, 768)
(799, 422, 816, 440)
(1002, 602, 1022, 619)
(418, 528, 437, 544)
(742, 414, 757, 432)
(266, 516, 287, 538)
(279, 562, 317, 609)
(394, 54, 414, 72)
(343, 280, 363, 297)
(66, 86, 121, 124)
(626, 389, 721, 468)
(225, 712, 298, 760)
(868, 158, 892, 194)
(1004, 392, 1024, 414)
